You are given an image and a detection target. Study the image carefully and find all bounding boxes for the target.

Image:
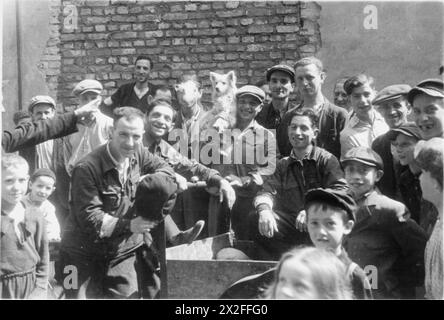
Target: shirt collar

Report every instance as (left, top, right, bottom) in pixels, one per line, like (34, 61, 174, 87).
(289, 144, 316, 161)
(349, 109, 384, 128)
(355, 189, 379, 206)
(104, 143, 135, 172)
(149, 139, 169, 158)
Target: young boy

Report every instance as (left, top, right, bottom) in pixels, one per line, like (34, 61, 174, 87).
(305, 187, 372, 299)
(341, 147, 428, 299)
(1, 154, 49, 299)
(23, 168, 61, 242)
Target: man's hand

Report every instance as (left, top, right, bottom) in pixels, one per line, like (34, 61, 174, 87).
(258, 209, 278, 238)
(130, 216, 158, 234)
(175, 173, 188, 193)
(219, 179, 236, 209)
(74, 97, 101, 125)
(295, 210, 307, 232)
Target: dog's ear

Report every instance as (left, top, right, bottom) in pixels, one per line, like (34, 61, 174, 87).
(227, 71, 237, 85)
(209, 72, 216, 84)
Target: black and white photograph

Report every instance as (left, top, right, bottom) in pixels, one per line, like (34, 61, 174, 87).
(0, 0, 443, 305)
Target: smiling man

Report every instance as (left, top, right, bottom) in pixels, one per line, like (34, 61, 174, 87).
(371, 84, 412, 199)
(252, 109, 347, 261)
(408, 79, 444, 140)
(59, 107, 177, 299)
(277, 57, 348, 160)
(101, 55, 159, 116)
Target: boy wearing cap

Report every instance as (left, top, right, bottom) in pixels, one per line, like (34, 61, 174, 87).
(101, 55, 158, 117)
(23, 168, 60, 242)
(252, 109, 347, 260)
(278, 57, 348, 160)
(305, 187, 372, 299)
(209, 85, 276, 239)
(408, 79, 444, 140)
(64, 79, 113, 176)
(389, 123, 438, 236)
(371, 84, 412, 199)
(341, 146, 428, 299)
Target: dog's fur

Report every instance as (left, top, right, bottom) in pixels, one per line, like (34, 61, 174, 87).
(208, 70, 237, 132)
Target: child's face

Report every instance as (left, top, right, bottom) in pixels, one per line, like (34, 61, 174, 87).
(307, 205, 353, 254)
(377, 97, 410, 129)
(2, 166, 29, 205)
(275, 256, 319, 299)
(29, 176, 56, 203)
(288, 115, 318, 150)
(350, 84, 376, 119)
(344, 161, 382, 199)
(237, 95, 263, 123)
(392, 133, 418, 166)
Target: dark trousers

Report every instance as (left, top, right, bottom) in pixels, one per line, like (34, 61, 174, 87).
(57, 245, 160, 299)
(249, 210, 311, 261)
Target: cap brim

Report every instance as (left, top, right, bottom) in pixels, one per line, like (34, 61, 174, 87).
(387, 128, 421, 141)
(408, 87, 444, 104)
(305, 189, 355, 221)
(341, 158, 380, 169)
(236, 92, 263, 102)
(266, 69, 295, 82)
(373, 94, 405, 105)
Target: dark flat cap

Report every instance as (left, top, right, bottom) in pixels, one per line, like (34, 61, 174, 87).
(135, 173, 177, 221)
(72, 79, 103, 96)
(373, 84, 412, 105)
(236, 85, 265, 102)
(265, 64, 295, 83)
(28, 95, 56, 113)
(341, 146, 384, 170)
(305, 188, 357, 221)
(387, 122, 423, 141)
(407, 78, 444, 104)
(31, 168, 56, 182)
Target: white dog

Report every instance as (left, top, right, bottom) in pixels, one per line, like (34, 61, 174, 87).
(208, 70, 237, 132)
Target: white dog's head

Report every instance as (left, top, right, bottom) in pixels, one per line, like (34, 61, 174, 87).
(210, 71, 237, 98)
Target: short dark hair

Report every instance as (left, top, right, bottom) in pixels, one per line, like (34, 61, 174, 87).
(344, 74, 375, 95)
(415, 139, 443, 189)
(306, 201, 351, 224)
(288, 109, 319, 129)
(112, 107, 145, 126)
(135, 55, 153, 69)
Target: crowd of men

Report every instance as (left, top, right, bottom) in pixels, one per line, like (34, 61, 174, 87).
(1, 53, 443, 300)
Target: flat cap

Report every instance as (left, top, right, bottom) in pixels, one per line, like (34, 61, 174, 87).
(28, 95, 56, 113)
(265, 64, 295, 83)
(236, 85, 265, 102)
(72, 79, 103, 96)
(372, 84, 412, 105)
(31, 168, 56, 182)
(407, 79, 444, 104)
(387, 122, 423, 141)
(305, 188, 357, 221)
(341, 146, 384, 170)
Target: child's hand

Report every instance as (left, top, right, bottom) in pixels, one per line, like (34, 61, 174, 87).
(258, 209, 278, 238)
(295, 210, 307, 232)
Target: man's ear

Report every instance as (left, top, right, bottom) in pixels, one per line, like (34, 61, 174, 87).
(320, 71, 326, 84)
(343, 220, 354, 235)
(375, 169, 384, 182)
(313, 128, 319, 139)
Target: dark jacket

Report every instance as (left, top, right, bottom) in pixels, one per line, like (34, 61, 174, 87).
(61, 144, 175, 258)
(371, 133, 406, 199)
(2, 112, 78, 153)
(344, 190, 428, 299)
(277, 99, 348, 160)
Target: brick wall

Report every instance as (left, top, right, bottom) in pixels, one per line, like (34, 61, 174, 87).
(45, 0, 321, 109)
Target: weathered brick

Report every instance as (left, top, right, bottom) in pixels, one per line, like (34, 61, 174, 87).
(107, 40, 120, 47)
(284, 16, 298, 24)
(216, 9, 244, 18)
(199, 38, 213, 45)
(240, 18, 254, 26)
(111, 31, 136, 39)
(248, 25, 274, 34)
(185, 3, 197, 11)
(129, 7, 142, 14)
(158, 23, 170, 29)
(185, 21, 198, 28)
(211, 20, 224, 28)
(277, 6, 299, 14)
(163, 13, 188, 21)
(132, 24, 144, 31)
(111, 15, 136, 22)
(212, 2, 225, 10)
(242, 36, 255, 43)
(85, 16, 109, 24)
(276, 25, 300, 33)
(80, 8, 91, 15)
(300, 19, 317, 35)
(226, 1, 239, 9)
(116, 6, 128, 14)
(159, 39, 171, 46)
(214, 37, 225, 44)
(82, 26, 94, 33)
(192, 29, 218, 36)
(170, 4, 183, 12)
(213, 53, 225, 61)
(139, 47, 162, 55)
(144, 30, 163, 38)
(228, 36, 240, 44)
(111, 48, 136, 55)
(172, 38, 185, 45)
(120, 41, 132, 47)
(226, 53, 239, 60)
(95, 25, 106, 32)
